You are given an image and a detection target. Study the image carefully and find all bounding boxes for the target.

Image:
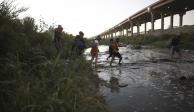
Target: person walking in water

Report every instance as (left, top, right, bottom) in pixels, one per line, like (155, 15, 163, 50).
(107, 38, 114, 60)
(90, 36, 101, 65)
(169, 34, 182, 59)
(110, 38, 123, 66)
(54, 25, 63, 52)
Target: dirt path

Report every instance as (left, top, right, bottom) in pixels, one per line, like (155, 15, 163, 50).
(85, 45, 194, 112)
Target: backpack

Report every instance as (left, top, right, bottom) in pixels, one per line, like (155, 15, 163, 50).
(75, 39, 85, 49)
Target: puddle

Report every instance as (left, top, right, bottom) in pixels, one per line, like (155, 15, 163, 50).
(85, 45, 194, 112)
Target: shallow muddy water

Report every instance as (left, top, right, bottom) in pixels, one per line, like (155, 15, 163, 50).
(85, 45, 194, 112)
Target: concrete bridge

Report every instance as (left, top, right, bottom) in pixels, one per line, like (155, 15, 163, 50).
(99, 0, 194, 39)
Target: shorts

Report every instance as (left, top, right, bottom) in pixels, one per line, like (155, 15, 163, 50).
(112, 52, 122, 59)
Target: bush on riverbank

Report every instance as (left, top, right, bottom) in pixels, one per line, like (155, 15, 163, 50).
(0, 1, 107, 112)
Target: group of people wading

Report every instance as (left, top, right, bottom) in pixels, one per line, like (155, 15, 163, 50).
(90, 36, 125, 66)
(53, 25, 124, 66)
(53, 25, 182, 67)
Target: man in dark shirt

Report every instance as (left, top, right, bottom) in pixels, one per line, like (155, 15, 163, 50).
(71, 31, 86, 55)
(169, 34, 182, 59)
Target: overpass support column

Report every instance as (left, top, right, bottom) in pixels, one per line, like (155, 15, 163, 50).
(170, 14, 174, 29)
(151, 12, 155, 32)
(119, 30, 122, 36)
(137, 22, 140, 35)
(111, 32, 113, 38)
(126, 28, 129, 36)
(161, 13, 164, 30)
(122, 27, 124, 37)
(144, 22, 147, 34)
(179, 13, 184, 27)
(124, 29, 125, 36)
(130, 21, 133, 37)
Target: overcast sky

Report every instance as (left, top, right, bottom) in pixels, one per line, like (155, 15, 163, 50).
(15, 0, 194, 37)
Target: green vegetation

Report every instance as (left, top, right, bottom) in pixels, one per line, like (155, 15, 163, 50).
(0, 1, 107, 112)
(101, 33, 194, 50)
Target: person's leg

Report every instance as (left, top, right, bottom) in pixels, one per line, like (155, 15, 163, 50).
(91, 56, 94, 62)
(110, 55, 115, 66)
(176, 47, 182, 58)
(95, 54, 98, 65)
(171, 46, 175, 59)
(116, 52, 122, 64)
(107, 53, 112, 60)
(91, 52, 94, 62)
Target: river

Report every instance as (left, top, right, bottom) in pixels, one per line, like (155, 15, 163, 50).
(85, 45, 194, 112)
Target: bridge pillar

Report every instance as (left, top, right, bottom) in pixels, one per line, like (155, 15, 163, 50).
(161, 13, 164, 30)
(119, 30, 121, 36)
(179, 13, 184, 27)
(137, 22, 140, 35)
(126, 28, 129, 36)
(151, 12, 155, 32)
(130, 21, 133, 37)
(123, 29, 125, 36)
(111, 32, 113, 38)
(144, 22, 147, 34)
(170, 14, 174, 29)
(122, 27, 124, 37)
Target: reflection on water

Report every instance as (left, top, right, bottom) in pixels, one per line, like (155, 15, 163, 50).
(109, 77, 119, 93)
(85, 45, 194, 112)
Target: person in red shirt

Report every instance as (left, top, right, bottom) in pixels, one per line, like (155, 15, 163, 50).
(90, 36, 101, 65)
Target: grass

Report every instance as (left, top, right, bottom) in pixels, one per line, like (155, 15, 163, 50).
(0, 1, 108, 112)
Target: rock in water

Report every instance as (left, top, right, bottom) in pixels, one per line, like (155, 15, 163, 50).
(179, 76, 187, 81)
(119, 83, 128, 88)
